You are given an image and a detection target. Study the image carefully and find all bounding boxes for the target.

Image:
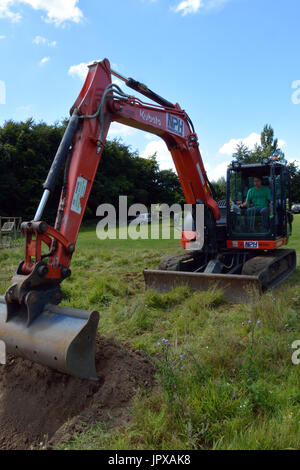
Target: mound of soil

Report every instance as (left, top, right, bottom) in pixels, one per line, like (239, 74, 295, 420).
(0, 336, 155, 450)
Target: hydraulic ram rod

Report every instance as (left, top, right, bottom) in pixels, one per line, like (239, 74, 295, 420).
(34, 189, 50, 221)
(34, 109, 79, 221)
(110, 68, 175, 108)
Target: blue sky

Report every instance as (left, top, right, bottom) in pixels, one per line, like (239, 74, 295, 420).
(0, 0, 299, 180)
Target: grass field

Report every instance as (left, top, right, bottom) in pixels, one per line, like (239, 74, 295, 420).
(1, 217, 300, 450)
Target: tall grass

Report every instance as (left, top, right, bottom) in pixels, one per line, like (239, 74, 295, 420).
(1, 217, 300, 450)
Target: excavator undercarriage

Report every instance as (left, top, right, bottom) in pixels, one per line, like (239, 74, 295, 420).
(144, 248, 296, 303)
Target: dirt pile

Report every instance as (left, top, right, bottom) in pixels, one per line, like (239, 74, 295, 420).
(0, 336, 155, 450)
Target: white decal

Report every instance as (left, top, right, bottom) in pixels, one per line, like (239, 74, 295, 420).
(139, 110, 161, 126)
(166, 113, 185, 137)
(245, 241, 259, 249)
(196, 163, 205, 186)
(71, 177, 87, 215)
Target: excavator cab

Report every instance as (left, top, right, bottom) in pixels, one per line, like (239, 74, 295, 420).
(146, 158, 296, 301)
(226, 160, 293, 249)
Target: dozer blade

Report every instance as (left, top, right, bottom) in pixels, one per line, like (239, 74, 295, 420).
(144, 249, 297, 304)
(0, 297, 99, 380)
(144, 270, 262, 303)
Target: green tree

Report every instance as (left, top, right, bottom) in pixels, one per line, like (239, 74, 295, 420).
(232, 143, 252, 163)
(0, 119, 184, 221)
(0, 119, 65, 221)
(232, 125, 285, 164)
(211, 177, 226, 200)
(287, 161, 300, 203)
(251, 124, 285, 162)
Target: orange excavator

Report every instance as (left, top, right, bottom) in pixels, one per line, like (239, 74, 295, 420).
(0, 59, 296, 379)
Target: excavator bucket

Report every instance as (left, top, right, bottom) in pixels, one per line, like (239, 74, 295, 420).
(0, 297, 99, 380)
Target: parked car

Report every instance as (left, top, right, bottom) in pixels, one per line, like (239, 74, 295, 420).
(292, 204, 300, 214)
(132, 213, 152, 224)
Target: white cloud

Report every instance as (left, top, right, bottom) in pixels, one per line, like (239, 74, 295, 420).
(108, 122, 138, 138)
(0, 35, 6, 39)
(173, 0, 203, 16)
(141, 139, 230, 180)
(141, 140, 175, 171)
(17, 104, 32, 111)
(112, 78, 123, 88)
(0, 0, 83, 26)
(0, 0, 21, 22)
(39, 56, 50, 66)
(219, 132, 286, 156)
(22, 0, 83, 26)
(205, 160, 230, 181)
(205, 0, 231, 10)
(16, 104, 34, 116)
(68, 62, 123, 86)
(288, 157, 300, 167)
(219, 133, 261, 156)
(141, 139, 232, 180)
(172, 0, 232, 15)
(33, 35, 56, 46)
(34, 35, 46, 44)
(68, 62, 90, 81)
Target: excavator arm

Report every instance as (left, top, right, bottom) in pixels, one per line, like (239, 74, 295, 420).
(0, 58, 220, 379)
(30, 58, 219, 280)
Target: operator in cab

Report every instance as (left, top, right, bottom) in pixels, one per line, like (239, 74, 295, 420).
(239, 176, 271, 232)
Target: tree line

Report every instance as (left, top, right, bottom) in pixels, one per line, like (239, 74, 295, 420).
(0, 120, 299, 223)
(0, 119, 184, 222)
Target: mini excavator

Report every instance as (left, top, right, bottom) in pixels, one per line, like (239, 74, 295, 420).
(0, 59, 296, 379)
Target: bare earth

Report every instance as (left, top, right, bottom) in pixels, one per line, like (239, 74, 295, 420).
(0, 336, 155, 450)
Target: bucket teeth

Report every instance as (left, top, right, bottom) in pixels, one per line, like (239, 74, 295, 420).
(0, 297, 100, 380)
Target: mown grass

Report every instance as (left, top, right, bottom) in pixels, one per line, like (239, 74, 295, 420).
(1, 218, 300, 450)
